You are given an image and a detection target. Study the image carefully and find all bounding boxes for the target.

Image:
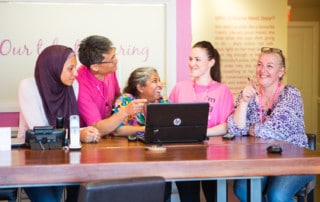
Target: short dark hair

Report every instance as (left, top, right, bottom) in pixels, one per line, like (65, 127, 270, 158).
(78, 35, 113, 68)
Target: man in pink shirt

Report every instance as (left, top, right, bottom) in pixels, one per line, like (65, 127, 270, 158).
(76, 35, 147, 136)
(69, 35, 147, 202)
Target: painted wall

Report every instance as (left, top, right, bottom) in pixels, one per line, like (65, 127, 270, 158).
(0, 1, 169, 111)
(191, 0, 288, 97)
(288, 0, 320, 136)
(0, 0, 191, 126)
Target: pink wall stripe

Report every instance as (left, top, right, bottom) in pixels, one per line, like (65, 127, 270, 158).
(0, 112, 19, 127)
(176, 0, 192, 82)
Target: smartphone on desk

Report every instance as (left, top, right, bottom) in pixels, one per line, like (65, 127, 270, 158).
(222, 133, 235, 140)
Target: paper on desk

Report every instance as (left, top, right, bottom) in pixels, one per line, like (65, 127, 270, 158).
(0, 127, 11, 151)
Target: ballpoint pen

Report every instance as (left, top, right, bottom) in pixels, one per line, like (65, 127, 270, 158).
(247, 77, 258, 95)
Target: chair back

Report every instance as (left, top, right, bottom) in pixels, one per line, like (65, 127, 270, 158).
(78, 176, 165, 202)
(0, 188, 17, 202)
(294, 133, 317, 202)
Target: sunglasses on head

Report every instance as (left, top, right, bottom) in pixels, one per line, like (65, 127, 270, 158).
(261, 47, 282, 53)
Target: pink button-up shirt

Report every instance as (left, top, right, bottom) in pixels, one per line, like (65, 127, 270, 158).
(76, 65, 120, 127)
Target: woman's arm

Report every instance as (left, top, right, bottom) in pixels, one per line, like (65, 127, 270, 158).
(113, 125, 145, 136)
(227, 90, 255, 136)
(207, 123, 227, 136)
(232, 85, 256, 129)
(110, 94, 147, 136)
(18, 78, 48, 139)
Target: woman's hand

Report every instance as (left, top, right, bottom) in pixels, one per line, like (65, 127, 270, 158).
(241, 85, 257, 103)
(123, 99, 147, 116)
(80, 126, 101, 143)
(232, 83, 257, 129)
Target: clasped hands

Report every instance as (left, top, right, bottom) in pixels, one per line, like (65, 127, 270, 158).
(80, 126, 100, 143)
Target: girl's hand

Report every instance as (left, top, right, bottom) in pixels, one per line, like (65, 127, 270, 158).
(241, 85, 257, 103)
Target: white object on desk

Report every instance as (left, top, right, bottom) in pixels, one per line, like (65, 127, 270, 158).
(0, 127, 11, 151)
(70, 151, 81, 164)
(69, 115, 81, 149)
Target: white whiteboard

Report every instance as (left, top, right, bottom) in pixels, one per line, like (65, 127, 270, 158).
(0, 0, 176, 112)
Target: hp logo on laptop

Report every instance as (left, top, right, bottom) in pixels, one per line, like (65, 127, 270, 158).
(173, 118, 182, 126)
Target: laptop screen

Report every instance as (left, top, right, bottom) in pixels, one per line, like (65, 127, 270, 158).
(143, 102, 209, 144)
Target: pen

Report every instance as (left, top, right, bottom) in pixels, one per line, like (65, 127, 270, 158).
(247, 77, 258, 95)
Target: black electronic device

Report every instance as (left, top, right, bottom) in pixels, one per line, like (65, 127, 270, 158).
(128, 135, 137, 142)
(25, 126, 66, 150)
(138, 102, 209, 144)
(222, 133, 235, 140)
(266, 145, 282, 154)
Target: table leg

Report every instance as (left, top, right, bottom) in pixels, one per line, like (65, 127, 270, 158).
(250, 178, 262, 201)
(216, 179, 227, 202)
(247, 177, 262, 202)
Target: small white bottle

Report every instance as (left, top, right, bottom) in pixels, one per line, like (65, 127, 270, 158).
(69, 115, 81, 149)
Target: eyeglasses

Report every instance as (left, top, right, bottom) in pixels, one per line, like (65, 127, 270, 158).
(261, 47, 282, 53)
(97, 57, 117, 65)
(97, 48, 117, 65)
(98, 61, 114, 65)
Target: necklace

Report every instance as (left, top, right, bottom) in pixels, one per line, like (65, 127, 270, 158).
(258, 82, 281, 123)
(192, 80, 211, 102)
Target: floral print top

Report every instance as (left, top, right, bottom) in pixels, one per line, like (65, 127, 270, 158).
(113, 93, 170, 128)
(227, 85, 308, 148)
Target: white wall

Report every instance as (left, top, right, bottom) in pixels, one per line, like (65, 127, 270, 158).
(0, 0, 176, 112)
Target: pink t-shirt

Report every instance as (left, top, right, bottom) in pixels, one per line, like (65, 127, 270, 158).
(169, 80, 234, 128)
(76, 65, 120, 127)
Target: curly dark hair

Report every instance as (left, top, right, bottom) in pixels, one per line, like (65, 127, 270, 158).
(78, 35, 113, 68)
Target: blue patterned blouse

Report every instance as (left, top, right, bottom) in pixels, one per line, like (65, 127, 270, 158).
(113, 93, 170, 128)
(227, 85, 308, 148)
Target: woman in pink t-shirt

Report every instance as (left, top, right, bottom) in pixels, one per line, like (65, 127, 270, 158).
(169, 41, 234, 202)
(169, 41, 234, 136)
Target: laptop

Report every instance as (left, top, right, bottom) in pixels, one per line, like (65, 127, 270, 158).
(11, 137, 25, 147)
(8, 127, 25, 148)
(138, 102, 209, 144)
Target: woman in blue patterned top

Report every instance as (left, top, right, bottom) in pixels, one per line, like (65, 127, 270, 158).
(228, 47, 314, 202)
(113, 67, 169, 136)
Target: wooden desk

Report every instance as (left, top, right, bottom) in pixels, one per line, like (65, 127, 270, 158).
(2, 136, 320, 201)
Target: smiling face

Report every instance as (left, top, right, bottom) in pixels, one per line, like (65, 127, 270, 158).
(138, 72, 163, 102)
(188, 47, 215, 80)
(60, 55, 77, 86)
(256, 53, 285, 89)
